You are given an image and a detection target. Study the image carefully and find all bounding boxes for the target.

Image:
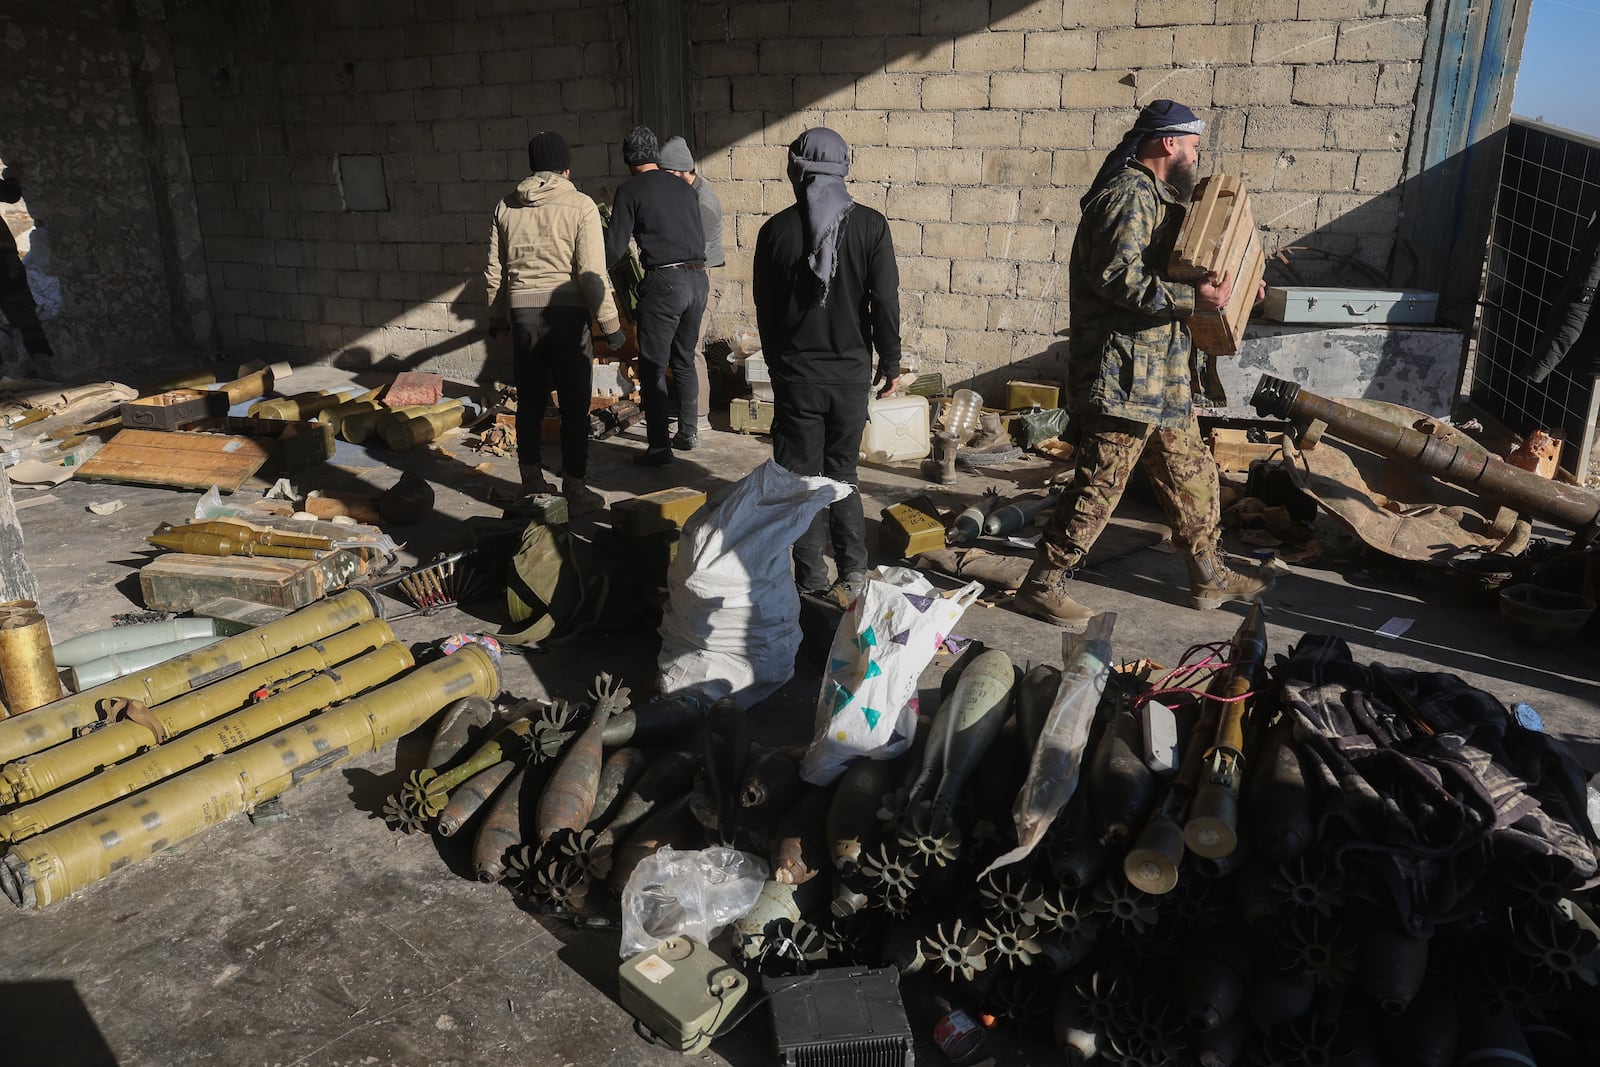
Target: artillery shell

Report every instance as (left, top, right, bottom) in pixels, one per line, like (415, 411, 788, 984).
(1123, 814, 1185, 895)
(1358, 928, 1428, 1015)
(536, 697, 615, 843)
(938, 639, 988, 703)
(591, 749, 698, 873)
(587, 748, 650, 830)
(1180, 952, 1248, 1031)
(1013, 663, 1062, 756)
(772, 782, 834, 885)
(926, 649, 1015, 833)
(606, 793, 702, 896)
(1193, 1015, 1248, 1067)
(1047, 797, 1108, 890)
(471, 766, 527, 882)
(1456, 1009, 1535, 1066)
(1246, 717, 1315, 862)
(1380, 979, 1456, 1067)
(703, 697, 750, 844)
(437, 760, 516, 838)
(601, 694, 703, 748)
(740, 746, 807, 815)
(969, 718, 1028, 833)
(425, 695, 496, 771)
(1087, 697, 1156, 845)
(826, 758, 894, 875)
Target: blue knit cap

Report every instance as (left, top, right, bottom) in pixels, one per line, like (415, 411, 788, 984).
(1084, 100, 1207, 203)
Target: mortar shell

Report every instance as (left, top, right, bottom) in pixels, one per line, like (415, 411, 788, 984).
(0, 612, 61, 716)
(605, 792, 700, 896)
(1246, 717, 1315, 862)
(826, 757, 894, 875)
(1, 641, 498, 909)
(438, 759, 516, 838)
(703, 697, 749, 843)
(340, 403, 430, 444)
(772, 782, 833, 885)
(0, 640, 414, 845)
(0, 617, 397, 805)
(601, 695, 703, 747)
(424, 695, 496, 771)
(588, 748, 650, 830)
(1123, 814, 1185, 895)
(0, 588, 382, 766)
(739, 747, 806, 815)
(1180, 953, 1248, 1031)
(591, 750, 698, 872)
(471, 766, 527, 882)
(1357, 928, 1429, 1015)
(536, 697, 613, 842)
(1088, 702, 1157, 845)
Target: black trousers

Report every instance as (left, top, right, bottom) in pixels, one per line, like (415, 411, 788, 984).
(1, 258, 51, 357)
(511, 304, 593, 479)
(771, 378, 869, 591)
(633, 267, 707, 451)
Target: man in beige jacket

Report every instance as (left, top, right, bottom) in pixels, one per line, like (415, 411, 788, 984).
(486, 131, 624, 514)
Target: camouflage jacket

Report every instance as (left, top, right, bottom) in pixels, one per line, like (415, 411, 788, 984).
(1065, 161, 1197, 428)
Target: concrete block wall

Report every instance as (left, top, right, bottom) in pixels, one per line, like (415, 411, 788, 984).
(149, 0, 1432, 391)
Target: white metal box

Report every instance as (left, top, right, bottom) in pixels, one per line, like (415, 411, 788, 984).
(1262, 287, 1439, 325)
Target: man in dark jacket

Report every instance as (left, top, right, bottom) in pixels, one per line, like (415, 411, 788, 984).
(605, 126, 707, 466)
(0, 165, 55, 378)
(753, 127, 901, 600)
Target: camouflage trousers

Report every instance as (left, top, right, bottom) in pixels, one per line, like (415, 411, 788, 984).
(1038, 411, 1220, 571)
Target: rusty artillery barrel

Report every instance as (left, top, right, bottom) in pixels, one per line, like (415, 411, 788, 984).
(1251, 374, 1600, 536)
(0, 617, 398, 805)
(0, 588, 382, 766)
(1, 641, 499, 909)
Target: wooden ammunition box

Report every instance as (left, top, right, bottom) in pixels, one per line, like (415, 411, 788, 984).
(611, 487, 707, 538)
(188, 416, 336, 472)
(121, 389, 231, 430)
(1169, 174, 1267, 357)
(140, 550, 365, 613)
(1006, 380, 1060, 410)
(1207, 427, 1284, 473)
(730, 398, 775, 435)
(879, 496, 946, 558)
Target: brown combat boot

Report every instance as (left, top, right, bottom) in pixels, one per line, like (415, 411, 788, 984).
(519, 463, 553, 495)
(1185, 544, 1274, 610)
(562, 476, 606, 516)
(956, 410, 1021, 469)
(921, 432, 959, 484)
(1013, 561, 1095, 630)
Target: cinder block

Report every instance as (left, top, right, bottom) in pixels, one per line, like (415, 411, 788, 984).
(888, 219, 923, 255)
(729, 1, 789, 36)
(951, 259, 1017, 296)
(922, 292, 992, 329)
(1022, 109, 1095, 147)
(1292, 64, 1380, 105)
(921, 73, 992, 110)
(987, 222, 1062, 262)
(1354, 149, 1406, 192)
(855, 72, 922, 109)
(760, 38, 820, 73)
(1217, 0, 1299, 18)
(954, 31, 1025, 71)
(732, 77, 793, 111)
(983, 149, 1054, 186)
(820, 36, 891, 74)
(1213, 65, 1294, 104)
(852, 146, 918, 181)
(1250, 190, 1320, 231)
(855, 0, 918, 34)
(920, 1, 989, 35)
(915, 149, 984, 184)
(822, 109, 890, 146)
(1024, 29, 1097, 69)
(730, 145, 785, 180)
(1176, 24, 1256, 65)
(1271, 150, 1360, 191)
(1097, 27, 1175, 68)
(953, 110, 1022, 147)
(991, 71, 1063, 109)
(1063, 70, 1138, 107)
(954, 187, 1023, 222)
(1376, 60, 1421, 104)
(989, 299, 1057, 332)
(899, 256, 952, 292)
(1243, 107, 1332, 149)
(793, 76, 858, 111)
(922, 223, 979, 258)
(1335, 16, 1427, 62)
(1052, 149, 1103, 187)
(902, 324, 950, 363)
(993, 0, 1074, 30)
(1327, 106, 1409, 149)
(1134, 67, 1214, 108)
(1300, 0, 1381, 15)
(888, 110, 955, 147)
(701, 41, 759, 76)
(885, 36, 955, 71)
(887, 184, 953, 221)
(1315, 190, 1399, 231)
(1137, 0, 1217, 25)
(1253, 20, 1338, 63)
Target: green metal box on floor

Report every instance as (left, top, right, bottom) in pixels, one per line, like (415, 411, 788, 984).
(140, 550, 365, 613)
(730, 398, 775, 434)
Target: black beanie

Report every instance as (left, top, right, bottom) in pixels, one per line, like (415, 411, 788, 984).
(527, 131, 571, 174)
(622, 126, 659, 167)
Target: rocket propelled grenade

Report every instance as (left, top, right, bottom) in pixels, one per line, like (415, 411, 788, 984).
(1184, 604, 1269, 860)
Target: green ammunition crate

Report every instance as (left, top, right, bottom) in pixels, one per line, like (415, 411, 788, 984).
(730, 398, 775, 435)
(140, 550, 364, 613)
(612, 487, 706, 537)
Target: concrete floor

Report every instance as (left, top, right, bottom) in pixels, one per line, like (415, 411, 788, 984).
(2, 364, 1597, 1066)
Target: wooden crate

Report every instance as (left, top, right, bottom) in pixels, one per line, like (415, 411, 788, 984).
(1169, 174, 1267, 357)
(1207, 427, 1284, 472)
(140, 550, 365, 612)
(120, 389, 230, 430)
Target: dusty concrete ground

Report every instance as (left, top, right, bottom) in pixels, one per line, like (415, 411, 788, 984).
(2, 364, 1596, 1066)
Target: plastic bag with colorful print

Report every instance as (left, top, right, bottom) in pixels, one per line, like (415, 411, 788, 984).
(800, 567, 984, 786)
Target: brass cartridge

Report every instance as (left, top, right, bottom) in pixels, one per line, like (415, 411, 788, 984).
(0, 611, 61, 715)
(1, 641, 499, 909)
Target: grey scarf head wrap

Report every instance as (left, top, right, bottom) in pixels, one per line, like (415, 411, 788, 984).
(1083, 99, 1206, 207)
(787, 127, 854, 307)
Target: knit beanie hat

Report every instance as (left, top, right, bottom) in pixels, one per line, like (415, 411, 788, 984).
(658, 136, 696, 173)
(622, 126, 660, 167)
(527, 131, 571, 174)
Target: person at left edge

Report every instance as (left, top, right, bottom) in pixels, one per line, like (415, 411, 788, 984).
(605, 126, 707, 466)
(485, 130, 624, 515)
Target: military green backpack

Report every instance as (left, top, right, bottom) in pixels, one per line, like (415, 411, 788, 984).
(500, 519, 611, 646)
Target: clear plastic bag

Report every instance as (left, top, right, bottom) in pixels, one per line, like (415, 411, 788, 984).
(618, 846, 769, 958)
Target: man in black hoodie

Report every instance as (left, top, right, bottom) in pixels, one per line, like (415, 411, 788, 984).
(753, 128, 901, 600)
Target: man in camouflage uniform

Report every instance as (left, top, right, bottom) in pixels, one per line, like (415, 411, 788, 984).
(1015, 100, 1272, 629)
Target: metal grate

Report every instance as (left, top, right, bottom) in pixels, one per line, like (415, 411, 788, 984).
(1468, 119, 1600, 482)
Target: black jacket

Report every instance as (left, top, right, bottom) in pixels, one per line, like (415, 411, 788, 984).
(1522, 210, 1600, 383)
(752, 203, 902, 387)
(605, 169, 704, 271)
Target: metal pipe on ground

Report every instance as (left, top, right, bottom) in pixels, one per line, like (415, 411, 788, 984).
(0, 641, 499, 909)
(0, 618, 398, 805)
(1250, 375, 1600, 537)
(0, 588, 383, 766)
(0, 640, 415, 844)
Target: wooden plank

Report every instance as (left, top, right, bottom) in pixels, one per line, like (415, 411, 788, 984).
(74, 428, 270, 492)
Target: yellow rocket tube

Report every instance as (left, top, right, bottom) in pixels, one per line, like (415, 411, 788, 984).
(1, 642, 499, 909)
(0, 589, 382, 766)
(0, 641, 415, 844)
(0, 618, 398, 806)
